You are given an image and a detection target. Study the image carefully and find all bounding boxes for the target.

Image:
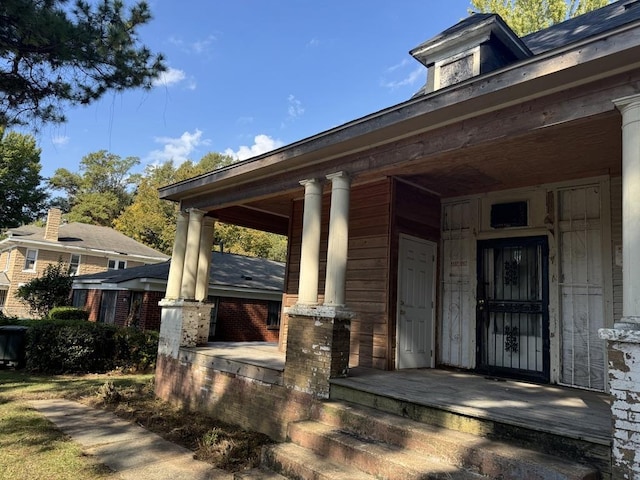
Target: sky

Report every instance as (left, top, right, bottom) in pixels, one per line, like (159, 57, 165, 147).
(28, 1, 473, 180)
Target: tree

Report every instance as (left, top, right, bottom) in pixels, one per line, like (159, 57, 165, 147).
(0, 128, 48, 230)
(469, 0, 611, 36)
(0, 0, 166, 127)
(49, 150, 139, 226)
(15, 260, 73, 317)
(114, 153, 288, 261)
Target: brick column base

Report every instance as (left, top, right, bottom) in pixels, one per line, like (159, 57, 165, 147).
(158, 299, 214, 359)
(600, 326, 640, 479)
(283, 305, 354, 399)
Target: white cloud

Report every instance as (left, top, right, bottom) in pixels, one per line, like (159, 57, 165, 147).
(146, 129, 210, 164)
(152, 67, 187, 87)
(287, 94, 304, 120)
(381, 66, 424, 90)
(386, 58, 411, 73)
(192, 35, 217, 54)
(307, 37, 320, 47)
(224, 134, 284, 161)
(51, 135, 69, 146)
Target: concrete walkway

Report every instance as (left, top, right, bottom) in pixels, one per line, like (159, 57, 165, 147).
(30, 399, 233, 480)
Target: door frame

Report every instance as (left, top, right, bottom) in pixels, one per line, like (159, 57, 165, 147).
(396, 234, 437, 370)
(475, 235, 550, 383)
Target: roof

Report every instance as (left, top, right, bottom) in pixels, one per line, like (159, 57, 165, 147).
(157, 0, 640, 213)
(3, 222, 168, 261)
(73, 251, 285, 293)
(523, 0, 640, 54)
(0, 272, 9, 288)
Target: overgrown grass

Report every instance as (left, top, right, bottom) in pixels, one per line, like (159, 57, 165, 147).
(0, 370, 271, 477)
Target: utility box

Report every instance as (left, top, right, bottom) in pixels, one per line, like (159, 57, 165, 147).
(0, 325, 28, 368)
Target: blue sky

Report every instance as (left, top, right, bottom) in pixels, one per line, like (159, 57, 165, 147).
(31, 1, 472, 179)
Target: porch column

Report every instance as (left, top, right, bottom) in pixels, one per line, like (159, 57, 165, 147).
(599, 94, 640, 479)
(297, 179, 323, 305)
(195, 217, 215, 302)
(324, 171, 350, 307)
(165, 210, 188, 300)
(181, 208, 205, 300)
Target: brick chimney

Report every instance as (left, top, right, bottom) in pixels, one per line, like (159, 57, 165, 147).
(43, 208, 62, 242)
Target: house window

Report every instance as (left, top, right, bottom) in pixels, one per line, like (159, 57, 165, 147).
(107, 259, 126, 270)
(69, 254, 81, 275)
(0, 290, 7, 310)
(267, 301, 282, 329)
(23, 249, 37, 271)
(72, 290, 88, 309)
(3, 250, 10, 271)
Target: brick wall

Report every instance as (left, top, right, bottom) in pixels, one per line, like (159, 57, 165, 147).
(141, 291, 164, 330)
(214, 297, 279, 342)
(155, 353, 317, 441)
(85, 289, 102, 322)
(606, 334, 640, 479)
(114, 291, 131, 327)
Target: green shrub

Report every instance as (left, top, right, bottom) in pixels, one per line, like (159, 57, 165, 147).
(114, 327, 159, 372)
(48, 306, 89, 321)
(24, 320, 158, 374)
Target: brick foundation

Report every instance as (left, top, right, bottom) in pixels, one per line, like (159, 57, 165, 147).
(284, 305, 353, 399)
(600, 327, 640, 479)
(154, 353, 316, 441)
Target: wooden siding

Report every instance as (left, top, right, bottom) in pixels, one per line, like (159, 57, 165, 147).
(611, 176, 623, 322)
(285, 179, 392, 369)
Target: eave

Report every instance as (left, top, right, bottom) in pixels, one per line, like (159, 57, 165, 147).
(158, 18, 640, 211)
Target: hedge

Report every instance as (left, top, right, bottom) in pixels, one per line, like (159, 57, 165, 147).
(13, 319, 159, 374)
(48, 306, 89, 321)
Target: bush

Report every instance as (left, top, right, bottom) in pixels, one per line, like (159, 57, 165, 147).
(48, 306, 89, 321)
(24, 320, 158, 374)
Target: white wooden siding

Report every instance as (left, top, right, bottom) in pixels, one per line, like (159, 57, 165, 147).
(440, 201, 474, 368)
(558, 184, 607, 390)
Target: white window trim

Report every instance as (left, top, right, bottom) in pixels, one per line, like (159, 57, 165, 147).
(69, 254, 81, 276)
(23, 249, 38, 272)
(107, 258, 127, 270)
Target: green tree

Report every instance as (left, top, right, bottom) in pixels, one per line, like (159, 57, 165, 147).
(15, 260, 73, 317)
(49, 150, 139, 226)
(0, 128, 48, 230)
(0, 0, 166, 128)
(115, 153, 288, 261)
(469, 0, 611, 36)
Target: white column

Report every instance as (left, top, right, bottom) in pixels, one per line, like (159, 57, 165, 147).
(297, 179, 323, 305)
(324, 172, 351, 307)
(195, 217, 215, 301)
(165, 210, 188, 300)
(614, 95, 640, 325)
(181, 208, 205, 300)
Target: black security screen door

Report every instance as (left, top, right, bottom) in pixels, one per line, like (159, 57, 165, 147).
(477, 237, 550, 383)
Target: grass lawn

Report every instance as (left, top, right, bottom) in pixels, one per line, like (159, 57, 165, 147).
(0, 370, 270, 479)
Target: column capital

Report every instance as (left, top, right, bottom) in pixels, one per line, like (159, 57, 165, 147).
(202, 216, 216, 227)
(186, 208, 206, 220)
(326, 171, 350, 182)
(613, 94, 640, 112)
(299, 178, 323, 188)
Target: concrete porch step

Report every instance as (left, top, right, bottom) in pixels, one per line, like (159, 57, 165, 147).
(261, 442, 377, 480)
(311, 401, 599, 480)
(330, 382, 610, 476)
(287, 420, 486, 480)
(233, 467, 288, 479)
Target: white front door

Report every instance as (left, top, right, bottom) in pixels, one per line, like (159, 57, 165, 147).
(397, 235, 436, 369)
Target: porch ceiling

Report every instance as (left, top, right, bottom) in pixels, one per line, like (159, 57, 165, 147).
(210, 111, 621, 231)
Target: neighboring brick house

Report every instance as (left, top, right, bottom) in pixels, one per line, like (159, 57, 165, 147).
(0, 208, 169, 318)
(71, 251, 285, 340)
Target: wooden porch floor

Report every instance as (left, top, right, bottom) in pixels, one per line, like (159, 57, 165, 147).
(191, 342, 611, 447)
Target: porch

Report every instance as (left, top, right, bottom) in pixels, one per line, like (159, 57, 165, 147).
(185, 342, 611, 475)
